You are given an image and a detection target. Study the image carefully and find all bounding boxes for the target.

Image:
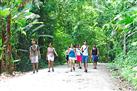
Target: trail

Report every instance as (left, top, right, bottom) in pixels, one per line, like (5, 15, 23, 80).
(0, 63, 125, 91)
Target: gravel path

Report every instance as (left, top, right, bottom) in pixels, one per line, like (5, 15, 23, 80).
(0, 63, 120, 91)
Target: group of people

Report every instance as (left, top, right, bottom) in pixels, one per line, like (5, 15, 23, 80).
(66, 41, 99, 73)
(29, 39, 99, 74)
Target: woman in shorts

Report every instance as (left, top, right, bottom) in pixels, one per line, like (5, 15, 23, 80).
(76, 44, 82, 69)
(91, 44, 99, 69)
(68, 44, 76, 72)
(47, 43, 58, 72)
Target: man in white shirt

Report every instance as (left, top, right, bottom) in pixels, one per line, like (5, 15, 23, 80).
(81, 41, 89, 72)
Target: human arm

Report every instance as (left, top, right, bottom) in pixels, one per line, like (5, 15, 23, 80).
(97, 48, 99, 56)
(74, 48, 76, 56)
(53, 48, 58, 56)
(38, 46, 41, 59)
(29, 47, 31, 59)
(46, 48, 49, 59)
(81, 46, 83, 53)
(87, 45, 90, 58)
(68, 48, 70, 54)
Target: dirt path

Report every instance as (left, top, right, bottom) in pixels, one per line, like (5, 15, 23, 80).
(0, 63, 127, 91)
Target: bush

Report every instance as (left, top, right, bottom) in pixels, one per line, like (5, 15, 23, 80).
(109, 48, 137, 90)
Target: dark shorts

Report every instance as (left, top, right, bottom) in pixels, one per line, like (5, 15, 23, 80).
(92, 55, 98, 62)
(66, 55, 69, 61)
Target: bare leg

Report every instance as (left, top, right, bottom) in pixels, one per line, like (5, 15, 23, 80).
(79, 61, 82, 69)
(77, 62, 80, 68)
(36, 63, 39, 72)
(67, 60, 70, 67)
(70, 60, 73, 72)
(93, 62, 96, 69)
(76, 61, 79, 67)
(84, 62, 88, 72)
(94, 62, 97, 69)
(86, 63, 88, 69)
(72, 60, 75, 71)
(48, 60, 51, 72)
(51, 61, 54, 72)
(84, 63, 86, 70)
(32, 63, 35, 73)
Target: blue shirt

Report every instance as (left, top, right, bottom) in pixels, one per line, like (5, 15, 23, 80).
(69, 48, 76, 57)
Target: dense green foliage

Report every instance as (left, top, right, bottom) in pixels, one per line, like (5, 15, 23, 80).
(109, 41, 137, 89)
(0, 0, 137, 89)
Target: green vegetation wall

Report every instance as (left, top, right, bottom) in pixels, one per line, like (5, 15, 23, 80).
(1, 0, 137, 74)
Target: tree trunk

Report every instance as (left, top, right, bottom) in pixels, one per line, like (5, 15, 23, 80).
(0, 17, 6, 74)
(5, 14, 13, 74)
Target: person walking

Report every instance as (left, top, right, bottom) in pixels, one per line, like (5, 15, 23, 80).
(81, 41, 89, 72)
(65, 47, 70, 67)
(76, 44, 82, 69)
(29, 39, 40, 74)
(47, 43, 58, 72)
(68, 44, 76, 72)
(91, 44, 99, 69)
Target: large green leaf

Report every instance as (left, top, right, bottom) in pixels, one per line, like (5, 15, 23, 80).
(118, 16, 134, 25)
(0, 7, 10, 16)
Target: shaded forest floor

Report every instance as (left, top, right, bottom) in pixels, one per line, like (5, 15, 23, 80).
(0, 63, 135, 91)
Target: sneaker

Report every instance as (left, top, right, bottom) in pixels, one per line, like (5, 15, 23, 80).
(79, 67, 82, 69)
(93, 67, 97, 69)
(48, 70, 50, 72)
(36, 69, 38, 72)
(73, 67, 75, 71)
(84, 69, 88, 73)
(33, 71, 35, 74)
(52, 69, 54, 72)
(70, 69, 72, 72)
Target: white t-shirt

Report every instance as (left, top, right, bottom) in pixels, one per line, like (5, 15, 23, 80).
(76, 48, 81, 56)
(81, 45, 88, 56)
